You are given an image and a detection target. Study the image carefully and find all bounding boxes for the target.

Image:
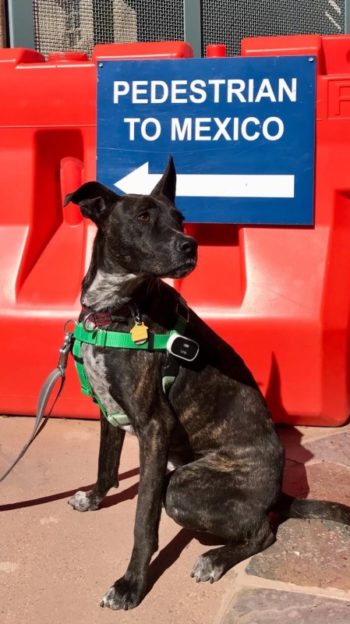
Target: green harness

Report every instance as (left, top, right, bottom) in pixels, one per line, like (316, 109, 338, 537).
(0, 305, 192, 481)
(72, 312, 187, 428)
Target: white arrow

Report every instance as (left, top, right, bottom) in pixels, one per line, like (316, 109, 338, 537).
(115, 162, 295, 199)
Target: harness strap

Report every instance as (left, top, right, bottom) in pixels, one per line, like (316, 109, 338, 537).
(72, 304, 188, 428)
(72, 339, 128, 427)
(73, 323, 179, 350)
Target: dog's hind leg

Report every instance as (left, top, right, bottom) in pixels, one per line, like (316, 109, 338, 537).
(69, 413, 125, 511)
(164, 459, 276, 582)
(190, 518, 274, 582)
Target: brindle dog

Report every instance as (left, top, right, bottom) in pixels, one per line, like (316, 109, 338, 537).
(66, 158, 350, 610)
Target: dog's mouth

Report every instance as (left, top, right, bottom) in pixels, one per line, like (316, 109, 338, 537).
(164, 259, 197, 279)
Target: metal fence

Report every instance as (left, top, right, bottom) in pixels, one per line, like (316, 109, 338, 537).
(32, 0, 184, 57)
(4, 0, 350, 56)
(202, 0, 346, 56)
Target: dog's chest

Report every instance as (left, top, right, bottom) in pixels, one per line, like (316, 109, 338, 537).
(81, 343, 134, 433)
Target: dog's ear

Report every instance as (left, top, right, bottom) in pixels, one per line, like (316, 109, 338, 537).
(151, 156, 176, 203)
(64, 182, 119, 225)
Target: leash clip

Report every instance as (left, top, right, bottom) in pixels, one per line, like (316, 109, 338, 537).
(58, 322, 75, 373)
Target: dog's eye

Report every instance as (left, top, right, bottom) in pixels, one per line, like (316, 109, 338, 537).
(137, 211, 151, 223)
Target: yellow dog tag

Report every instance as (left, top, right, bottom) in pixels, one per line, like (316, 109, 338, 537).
(130, 322, 149, 345)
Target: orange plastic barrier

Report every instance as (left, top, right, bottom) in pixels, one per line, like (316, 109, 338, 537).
(0, 36, 350, 425)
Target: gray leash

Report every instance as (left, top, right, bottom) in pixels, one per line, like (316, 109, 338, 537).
(0, 328, 74, 482)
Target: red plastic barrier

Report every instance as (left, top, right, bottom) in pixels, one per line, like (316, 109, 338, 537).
(1, 36, 350, 425)
(181, 35, 350, 426)
(0, 42, 192, 420)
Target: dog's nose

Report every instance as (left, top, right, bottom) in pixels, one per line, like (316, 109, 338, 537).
(176, 237, 197, 256)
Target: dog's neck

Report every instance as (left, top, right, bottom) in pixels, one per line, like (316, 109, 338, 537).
(81, 268, 149, 312)
(81, 231, 151, 312)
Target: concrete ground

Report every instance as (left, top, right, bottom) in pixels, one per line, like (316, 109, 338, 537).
(1, 416, 350, 624)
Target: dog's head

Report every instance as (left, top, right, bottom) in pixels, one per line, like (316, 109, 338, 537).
(65, 158, 197, 279)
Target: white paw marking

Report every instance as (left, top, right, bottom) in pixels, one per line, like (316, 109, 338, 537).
(100, 586, 118, 610)
(191, 554, 224, 583)
(68, 490, 94, 511)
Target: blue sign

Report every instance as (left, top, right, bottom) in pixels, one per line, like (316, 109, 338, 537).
(97, 56, 316, 225)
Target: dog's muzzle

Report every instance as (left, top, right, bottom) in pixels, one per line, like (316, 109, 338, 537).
(166, 235, 198, 278)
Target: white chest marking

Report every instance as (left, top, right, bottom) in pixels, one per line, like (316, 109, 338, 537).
(81, 344, 134, 433)
(82, 269, 139, 311)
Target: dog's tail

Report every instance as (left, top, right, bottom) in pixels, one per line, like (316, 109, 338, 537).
(272, 492, 350, 525)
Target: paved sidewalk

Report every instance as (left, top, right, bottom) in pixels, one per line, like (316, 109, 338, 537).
(1, 416, 350, 624)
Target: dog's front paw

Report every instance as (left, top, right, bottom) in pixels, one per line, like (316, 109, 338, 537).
(68, 490, 100, 512)
(191, 553, 224, 583)
(100, 576, 144, 610)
